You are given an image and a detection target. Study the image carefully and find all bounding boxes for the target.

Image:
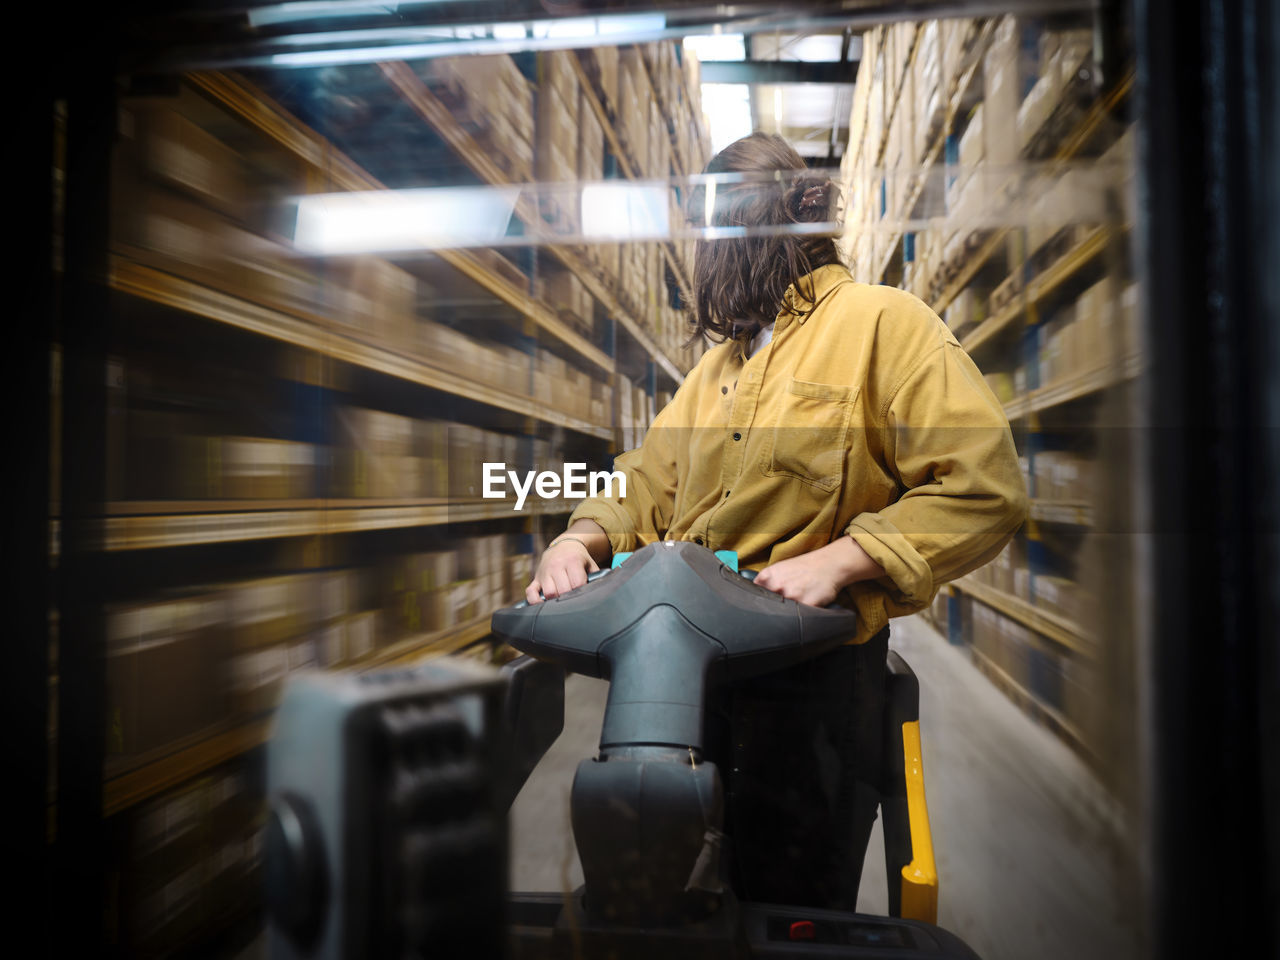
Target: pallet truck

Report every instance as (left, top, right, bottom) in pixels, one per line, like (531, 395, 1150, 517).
(264, 541, 980, 958)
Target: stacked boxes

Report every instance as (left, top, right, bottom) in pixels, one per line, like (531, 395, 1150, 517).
(332, 406, 448, 500)
(461, 533, 524, 615)
(1033, 574, 1089, 626)
(114, 765, 263, 957)
(618, 48, 652, 172)
(969, 602, 1034, 689)
(914, 21, 945, 162)
(839, 16, 1140, 768)
(425, 54, 535, 182)
(1016, 52, 1066, 153)
(533, 348, 613, 426)
(940, 19, 977, 100)
(106, 592, 229, 756)
(138, 433, 318, 501)
(226, 573, 326, 714)
(1031, 450, 1098, 502)
(617, 375, 654, 451)
(536, 51, 581, 235)
(113, 187, 236, 291)
(116, 100, 251, 220)
(982, 18, 1025, 177)
(648, 99, 671, 182)
(972, 537, 1026, 596)
(579, 79, 606, 204)
(382, 536, 533, 639)
(591, 46, 620, 112)
(1030, 276, 1142, 389)
(207, 437, 316, 500)
(416, 318, 531, 397)
(944, 280, 989, 335)
(222, 229, 329, 320)
(383, 549, 460, 637)
(543, 265, 595, 337)
(322, 256, 418, 346)
(1025, 165, 1109, 258)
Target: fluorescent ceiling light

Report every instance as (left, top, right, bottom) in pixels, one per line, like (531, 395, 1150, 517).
(598, 14, 666, 36)
(581, 183, 670, 241)
(701, 84, 753, 155)
(248, 2, 461, 29)
(293, 186, 519, 254)
(492, 23, 527, 41)
(682, 34, 746, 62)
(266, 12, 666, 66)
(531, 14, 664, 40)
(531, 18, 596, 40)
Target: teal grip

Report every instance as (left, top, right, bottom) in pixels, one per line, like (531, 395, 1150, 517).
(714, 549, 739, 572)
(611, 552, 633, 568)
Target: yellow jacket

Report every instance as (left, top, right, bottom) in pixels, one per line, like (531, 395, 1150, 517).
(569, 264, 1028, 643)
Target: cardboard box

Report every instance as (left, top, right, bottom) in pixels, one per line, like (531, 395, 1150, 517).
(1016, 53, 1064, 153)
(956, 103, 985, 190)
(227, 574, 311, 650)
(983, 44, 1020, 171)
(106, 594, 228, 755)
(323, 256, 418, 345)
(119, 102, 250, 219)
(114, 188, 229, 283)
(593, 46, 620, 110)
(579, 89, 605, 182)
(229, 643, 288, 716)
(312, 621, 347, 668)
(343, 610, 380, 659)
(215, 437, 316, 500)
(939, 19, 969, 95)
(539, 50, 579, 106)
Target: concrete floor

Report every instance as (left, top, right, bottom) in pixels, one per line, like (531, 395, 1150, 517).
(509, 615, 1144, 960)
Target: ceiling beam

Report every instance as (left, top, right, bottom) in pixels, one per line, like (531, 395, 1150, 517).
(699, 60, 859, 85)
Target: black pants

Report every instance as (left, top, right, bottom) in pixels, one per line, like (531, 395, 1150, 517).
(704, 627, 889, 912)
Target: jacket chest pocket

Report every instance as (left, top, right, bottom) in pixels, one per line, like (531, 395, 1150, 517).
(762, 378, 858, 491)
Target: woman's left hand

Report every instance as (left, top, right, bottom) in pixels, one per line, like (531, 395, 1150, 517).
(754, 536, 886, 607)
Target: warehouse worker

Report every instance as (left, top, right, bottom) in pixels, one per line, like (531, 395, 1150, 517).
(525, 131, 1026, 911)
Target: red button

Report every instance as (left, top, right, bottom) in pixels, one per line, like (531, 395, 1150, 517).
(789, 921, 815, 941)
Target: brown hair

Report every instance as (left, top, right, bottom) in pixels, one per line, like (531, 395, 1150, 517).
(686, 132, 841, 348)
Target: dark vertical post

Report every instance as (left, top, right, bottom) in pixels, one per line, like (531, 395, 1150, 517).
(8, 13, 55, 953)
(1136, 0, 1280, 954)
(54, 31, 117, 957)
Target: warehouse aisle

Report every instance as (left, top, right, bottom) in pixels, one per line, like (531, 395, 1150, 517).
(509, 615, 1142, 960)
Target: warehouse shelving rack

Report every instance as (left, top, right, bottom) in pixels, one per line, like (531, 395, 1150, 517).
(38, 28, 714, 957)
(842, 13, 1141, 790)
(93, 42, 709, 814)
(926, 70, 1134, 314)
(110, 256, 616, 439)
(101, 496, 577, 552)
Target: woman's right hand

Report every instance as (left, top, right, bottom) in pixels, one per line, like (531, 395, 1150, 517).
(526, 538, 600, 604)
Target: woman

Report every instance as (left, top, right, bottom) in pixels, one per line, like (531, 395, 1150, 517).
(526, 132, 1026, 910)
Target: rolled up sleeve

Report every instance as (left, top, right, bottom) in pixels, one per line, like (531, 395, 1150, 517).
(845, 341, 1028, 611)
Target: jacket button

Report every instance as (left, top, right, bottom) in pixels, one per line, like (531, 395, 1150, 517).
(732, 432, 741, 441)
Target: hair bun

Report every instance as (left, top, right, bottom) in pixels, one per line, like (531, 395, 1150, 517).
(787, 177, 832, 221)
